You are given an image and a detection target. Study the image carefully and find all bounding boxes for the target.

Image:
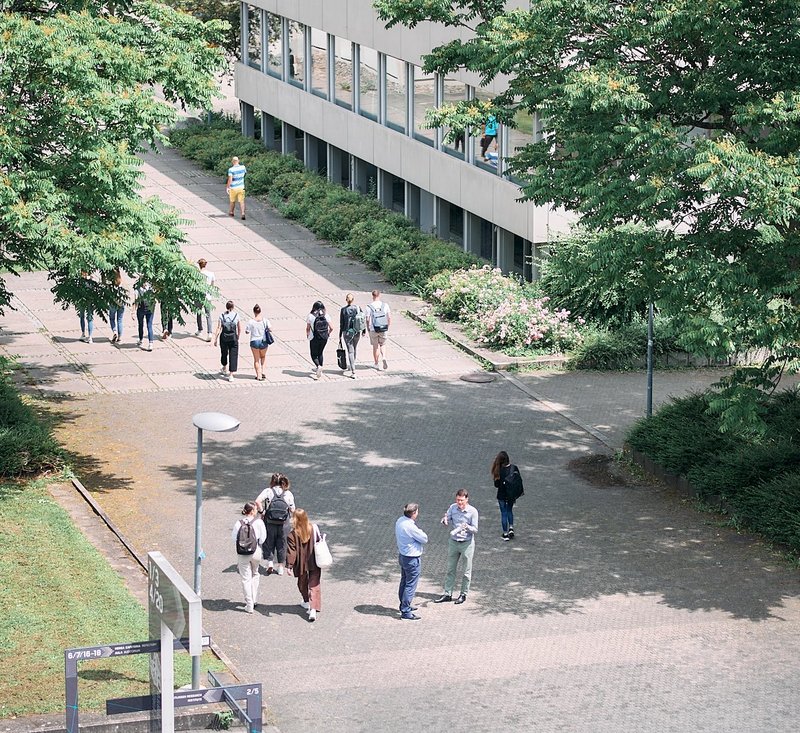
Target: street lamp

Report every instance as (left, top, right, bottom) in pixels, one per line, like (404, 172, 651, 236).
(191, 411, 239, 689)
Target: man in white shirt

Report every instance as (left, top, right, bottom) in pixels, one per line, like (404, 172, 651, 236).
(366, 289, 392, 371)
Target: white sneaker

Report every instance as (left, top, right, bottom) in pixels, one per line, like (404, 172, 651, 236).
(300, 601, 309, 610)
(267, 562, 274, 572)
(308, 609, 316, 622)
(79, 334, 87, 342)
(228, 373, 234, 382)
(316, 366, 322, 378)
(147, 342, 153, 352)
(195, 330, 202, 336)
(87, 337, 93, 344)
(206, 333, 212, 342)
(220, 367, 228, 375)
(349, 371, 356, 379)
(276, 567, 284, 576)
(245, 605, 254, 614)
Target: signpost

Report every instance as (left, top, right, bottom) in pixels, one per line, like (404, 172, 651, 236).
(148, 551, 201, 733)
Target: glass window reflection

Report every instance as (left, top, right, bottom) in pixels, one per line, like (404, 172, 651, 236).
(413, 65, 435, 146)
(359, 46, 379, 121)
(385, 56, 406, 132)
(334, 36, 353, 110)
(288, 22, 305, 88)
(266, 13, 282, 78)
(310, 28, 328, 98)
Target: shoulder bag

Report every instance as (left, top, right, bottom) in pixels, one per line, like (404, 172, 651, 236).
(313, 523, 333, 568)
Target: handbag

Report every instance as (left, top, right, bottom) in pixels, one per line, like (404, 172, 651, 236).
(264, 328, 275, 346)
(336, 338, 347, 370)
(313, 524, 333, 568)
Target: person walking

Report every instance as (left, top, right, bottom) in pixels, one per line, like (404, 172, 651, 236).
(305, 300, 333, 380)
(245, 304, 272, 381)
(339, 293, 365, 379)
(286, 508, 323, 622)
(481, 114, 499, 161)
(107, 268, 126, 345)
(195, 258, 215, 341)
(434, 489, 479, 606)
(256, 473, 295, 576)
(492, 451, 525, 541)
(78, 271, 96, 343)
(213, 300, 241, 382)
(133, 279, 155, 351)
(231, 502, 266, 613)
(366, 289, 391, 371)
(395, 503, 428, 621)
(226, 156, 247, 220)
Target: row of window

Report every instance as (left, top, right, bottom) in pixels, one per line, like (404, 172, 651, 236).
(241, 5, 542, 179)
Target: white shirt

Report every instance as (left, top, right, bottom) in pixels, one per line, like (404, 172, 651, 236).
(245, 318, 272, 340)
(306, 311, 333, 340)
(255, 486, 296, 511)
(231, 516, 266, 543)
(200, 268, 215, 300)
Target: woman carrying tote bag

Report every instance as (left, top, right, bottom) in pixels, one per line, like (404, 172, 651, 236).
(286, 508, 325, 622)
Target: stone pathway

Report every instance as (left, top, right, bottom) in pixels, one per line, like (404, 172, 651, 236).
(4, 148, 475, 398)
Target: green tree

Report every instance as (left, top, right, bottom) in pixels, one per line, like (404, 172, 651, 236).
(164, 0, 240, 56)
(0, 1, 228, 319)
(376, 0, 800, 432)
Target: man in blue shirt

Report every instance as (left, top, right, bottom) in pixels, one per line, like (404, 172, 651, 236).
(434, 489, 479, 605)
(395, 503, 428, 621)
(226, 156, 247, 220)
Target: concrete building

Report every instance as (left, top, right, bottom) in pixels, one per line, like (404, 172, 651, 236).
(234, 0, 573, 280)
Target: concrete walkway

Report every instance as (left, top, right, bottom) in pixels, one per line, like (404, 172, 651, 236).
(2, 148, 799, 733)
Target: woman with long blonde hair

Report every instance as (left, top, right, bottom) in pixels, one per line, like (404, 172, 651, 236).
(286, 508, 323, 621)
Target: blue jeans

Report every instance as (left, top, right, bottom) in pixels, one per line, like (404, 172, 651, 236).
(398, 554, 421, 617)
(109, 305, 125, 338)
(79, 310, 93, 337)
(498, 500, 514, 533)
(137, 304, 154, 342)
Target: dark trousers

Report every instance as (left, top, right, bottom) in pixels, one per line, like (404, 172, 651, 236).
(220, 339, 239, 372)
(310, 336, 327, 367)
(263, 522, 286, 564)
(398, 554, 421, 616)
(136, 304, 154, 342)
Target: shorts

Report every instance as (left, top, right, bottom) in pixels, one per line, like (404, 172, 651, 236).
(229, 188, 245, 204)
(368, 330, 387, 346)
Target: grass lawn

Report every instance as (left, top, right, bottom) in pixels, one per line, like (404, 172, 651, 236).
(0, 475, 223, 718)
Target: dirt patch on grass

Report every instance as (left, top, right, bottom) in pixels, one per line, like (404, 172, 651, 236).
(567, 454, 630, 488)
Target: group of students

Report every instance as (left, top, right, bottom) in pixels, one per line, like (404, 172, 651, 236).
(214, 289, 391, 383)
(231, 473, 325, 622)
(76, 259, 217, 351)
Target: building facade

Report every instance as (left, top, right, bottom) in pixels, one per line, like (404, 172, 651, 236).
(234, 0, 572, 280)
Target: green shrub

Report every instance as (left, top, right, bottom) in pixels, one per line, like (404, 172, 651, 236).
(735, 472, 800, 550)
(0, 374, 62, 478)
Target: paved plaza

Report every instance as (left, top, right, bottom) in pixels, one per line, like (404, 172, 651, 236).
(2, 148, 800, 732)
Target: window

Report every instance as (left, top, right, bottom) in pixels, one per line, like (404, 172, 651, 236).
(509, 107, 533, 158)
(334, 36, 353, 110)
(359, 46, 379, 121)
(479, 219, 493, 262)
(266, 13, 282, 78)
(413, 65, 435, 146)
(246, 6, 262, 70)
(309, 28, 327, 98)
(288, 22, 306, 88)
(385, 56, 406, 132)
(442, 78, 467, 158)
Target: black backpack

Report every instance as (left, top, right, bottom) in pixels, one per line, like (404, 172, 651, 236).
(504, 465, 525, 501)
(236, 519, 258, 555)
(265, 491, 290, 524)
(221, 313, 238, 343)
(313, 310, 329, 340)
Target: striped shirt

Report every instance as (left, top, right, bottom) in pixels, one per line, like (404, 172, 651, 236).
(227, 164, 246, 189)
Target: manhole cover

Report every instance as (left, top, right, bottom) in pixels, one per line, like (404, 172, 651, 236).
(459, 372, 496, 383)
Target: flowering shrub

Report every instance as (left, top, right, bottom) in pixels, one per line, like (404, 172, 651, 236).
(426, 266, 584, 354)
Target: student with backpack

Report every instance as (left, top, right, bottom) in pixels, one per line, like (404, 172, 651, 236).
(491, 451, 525, 541)
(305, 300, 333, 380)
(231, 502, 266, 613)
(366, 289, 391, 371)
(255, 474, 295, 575)
(213, 300, 241, 382)
(339, 292, 366, 379)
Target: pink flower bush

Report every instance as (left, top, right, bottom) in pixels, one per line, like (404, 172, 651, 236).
(426, 266, 583, 354)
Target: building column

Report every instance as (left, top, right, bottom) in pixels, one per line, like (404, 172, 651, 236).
(406, 182, 420, 226)
(377, 169, 392, 209)
(304, 134, 319, 172)
(241, 102, 255, 139)
(261, 112, 275, 150)
(496, 227, 514, 273)
(419, 190, 436, 234)
(464, 211, 480, 255)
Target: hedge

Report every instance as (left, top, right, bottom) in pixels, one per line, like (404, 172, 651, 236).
(169, 119, 479, 292)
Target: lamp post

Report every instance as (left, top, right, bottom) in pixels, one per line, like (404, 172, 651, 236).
(191, 412, 239, 689)
(646, 302, 654, 417)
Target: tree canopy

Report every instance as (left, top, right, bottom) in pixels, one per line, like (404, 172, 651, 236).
(376, 0, 800, 430)
(0, 0, 228, 318)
